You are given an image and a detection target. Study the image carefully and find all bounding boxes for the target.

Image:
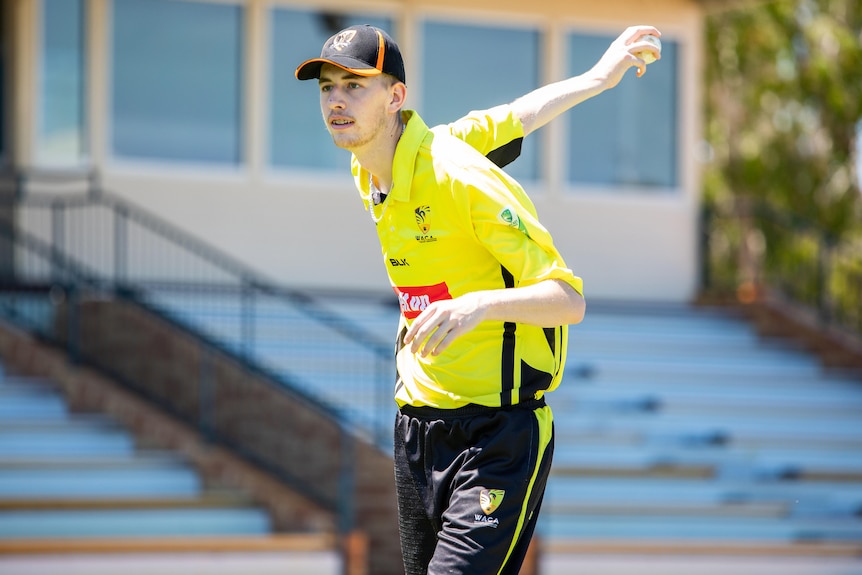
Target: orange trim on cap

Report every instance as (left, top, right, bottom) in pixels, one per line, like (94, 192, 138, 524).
(341, 66, 382, 77)
(295, 58, 383, 80)
(375, 30, 385, 72)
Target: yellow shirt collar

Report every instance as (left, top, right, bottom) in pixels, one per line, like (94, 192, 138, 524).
(352, 110, 429, 207)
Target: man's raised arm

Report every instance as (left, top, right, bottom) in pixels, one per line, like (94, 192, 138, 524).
(513, 25, 662, 136)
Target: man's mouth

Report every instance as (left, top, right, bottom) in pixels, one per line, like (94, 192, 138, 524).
(330, 118, 354, 128)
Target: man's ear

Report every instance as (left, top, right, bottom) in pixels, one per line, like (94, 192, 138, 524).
(389, 82, 407, 112)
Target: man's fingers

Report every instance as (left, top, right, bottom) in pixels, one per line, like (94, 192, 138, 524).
(414, 315, 452, 356)
(409, 315, 458, 357)
(407, 309, 442, 354)
(419, 323, 459, 357)
(404, 308, 434, 345)
(418, 328, 445, 357)
(404, 297, 480, 356)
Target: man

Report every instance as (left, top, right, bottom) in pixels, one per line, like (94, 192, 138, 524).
(296, 23, 660, 575)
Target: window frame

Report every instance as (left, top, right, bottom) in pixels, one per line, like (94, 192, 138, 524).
(34, 0, 89, 168)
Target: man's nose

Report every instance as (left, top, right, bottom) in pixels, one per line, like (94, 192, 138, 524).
(326, 87, 346, 108)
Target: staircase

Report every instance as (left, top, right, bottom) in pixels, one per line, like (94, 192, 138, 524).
(0, 363, 339, 575)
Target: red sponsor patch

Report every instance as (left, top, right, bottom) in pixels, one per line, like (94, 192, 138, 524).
(393, 282, 452, 319)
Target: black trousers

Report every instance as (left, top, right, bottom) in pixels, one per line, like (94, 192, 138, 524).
(394, 399, 554, 575)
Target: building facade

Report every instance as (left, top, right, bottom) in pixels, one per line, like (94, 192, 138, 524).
(6, 0, 705, 302)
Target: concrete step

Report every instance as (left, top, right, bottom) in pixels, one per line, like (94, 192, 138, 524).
(542, 514, 862, 542)
(0, 425, 137, 457)
(0, 460, 202, 498)
(0, 507, 273, 539)
(0, 534, 339, 575)
(0, 491, 254, 511)
(545, 477, 862, 517)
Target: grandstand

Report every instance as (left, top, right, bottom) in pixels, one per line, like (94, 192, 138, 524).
(4, 0, 861, 572)
(1, 282, 861, 574)
(0, 171, 860, 575)
(0, 335, 342, 575)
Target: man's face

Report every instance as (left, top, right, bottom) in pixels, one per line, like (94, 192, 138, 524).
(318, 63, 396, 152)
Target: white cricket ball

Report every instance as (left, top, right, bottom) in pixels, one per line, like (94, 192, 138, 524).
(637, 34, 661, 65)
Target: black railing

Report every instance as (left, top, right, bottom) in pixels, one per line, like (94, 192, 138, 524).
(11, 171, 396, 445)
(0, 218, 360, 523)
(0, 169, 407, 532)
(700, 199, 862, 337)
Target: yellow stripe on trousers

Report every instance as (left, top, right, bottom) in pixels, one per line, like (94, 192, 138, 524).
(497, 404, 553, 574)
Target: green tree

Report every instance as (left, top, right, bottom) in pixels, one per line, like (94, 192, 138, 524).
(706, 0, 861, 231)
(703, 0, 862, 330)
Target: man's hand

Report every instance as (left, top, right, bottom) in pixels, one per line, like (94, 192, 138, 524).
(512, 25, 662, 136)
(590, 25, 662, 87)
(404, 294, 484, 358)
(403, 280, 585, 358)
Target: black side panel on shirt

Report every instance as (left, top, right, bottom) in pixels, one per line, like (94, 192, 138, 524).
(543, 327, 556, 355)
(485, 138, 523, 169)
(519, 360, 554, 403)
(521, 326, 562, 402)
(520, 326, 562, 402)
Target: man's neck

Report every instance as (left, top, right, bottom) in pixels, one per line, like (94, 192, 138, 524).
(353, 116, 405, 195)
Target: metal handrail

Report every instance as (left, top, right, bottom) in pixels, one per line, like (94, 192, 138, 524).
(0, 218, 354, 515)
(10, 170, 397, 445)
(15, 173, 391, 357)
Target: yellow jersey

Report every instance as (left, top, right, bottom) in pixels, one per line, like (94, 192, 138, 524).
(352, 106, 583, 409)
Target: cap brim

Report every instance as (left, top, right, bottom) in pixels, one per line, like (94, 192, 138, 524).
(295, 56, 383, 81)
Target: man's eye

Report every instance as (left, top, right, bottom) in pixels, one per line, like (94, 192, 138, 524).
(348, 82, 361, 89)
(320, 85, 332, 92)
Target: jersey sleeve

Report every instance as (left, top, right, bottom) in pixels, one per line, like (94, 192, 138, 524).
(451, 160, 584, 297)
(442, 105, 526, 168)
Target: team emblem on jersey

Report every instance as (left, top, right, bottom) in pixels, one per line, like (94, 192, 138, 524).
(498, 206, 529, 236)
(331, 30, 357, 51)
(479, 489, 505, 515)
(414, 205, 432, 234)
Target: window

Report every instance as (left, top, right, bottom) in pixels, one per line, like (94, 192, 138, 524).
(421, 20, 541, 183)
(566, 32, 678, 190)
(111, 0, 243, 165)
(270, 10, 393, 171)
(38, 0, 86, 166)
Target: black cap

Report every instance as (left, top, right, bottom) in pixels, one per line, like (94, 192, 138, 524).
(295, 25, 405, 84)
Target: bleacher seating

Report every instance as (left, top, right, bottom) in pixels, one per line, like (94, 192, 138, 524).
(4, 285, 862, 574)
(233, 295, 862, 545)
(306, 297, 862, 563)
(540, 302, 862, 559)
(0, 366, 339, 574)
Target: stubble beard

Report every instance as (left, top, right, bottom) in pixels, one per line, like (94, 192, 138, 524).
(328, 110, 392, 153)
